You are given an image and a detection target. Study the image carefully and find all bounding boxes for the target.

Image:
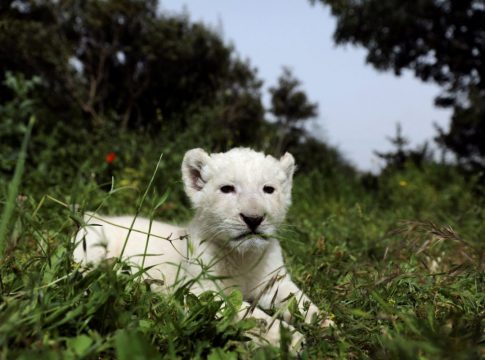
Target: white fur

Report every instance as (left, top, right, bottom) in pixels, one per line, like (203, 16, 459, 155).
(73, 147, 332, 349)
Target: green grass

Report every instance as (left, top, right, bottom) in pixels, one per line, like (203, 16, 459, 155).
(0, 133, 484, 359)
(0, 115, 35, 255)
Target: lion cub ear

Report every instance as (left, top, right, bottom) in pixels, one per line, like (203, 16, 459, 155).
(280, 152, 296, 181)
(182, 148, 211, 200)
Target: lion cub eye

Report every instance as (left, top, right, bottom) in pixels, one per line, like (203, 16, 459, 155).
(263, 186, 275, 194)
(220, 185, 236, 193)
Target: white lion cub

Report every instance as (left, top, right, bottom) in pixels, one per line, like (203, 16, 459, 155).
(74, 147, 332, 348)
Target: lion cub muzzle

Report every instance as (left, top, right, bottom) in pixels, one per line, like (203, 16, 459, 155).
(240, 213, 265, 232)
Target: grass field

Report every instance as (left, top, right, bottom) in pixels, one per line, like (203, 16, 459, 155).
(0, 125, 484, 359)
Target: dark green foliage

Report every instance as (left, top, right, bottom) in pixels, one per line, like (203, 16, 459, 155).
(0, 0, 351, 178)
(311, 0, 485, 105)
(0, 72, 40, 175)
(375, 123, 433, 172)
(437, 89, 485, 172)
(269, 67, 318, 156)
(0, 0, 264, 133)
(267, 68, 352, 176)
(312, 0, 485, 171)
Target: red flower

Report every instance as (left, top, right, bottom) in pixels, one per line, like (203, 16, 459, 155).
(105, 152, 116, 164)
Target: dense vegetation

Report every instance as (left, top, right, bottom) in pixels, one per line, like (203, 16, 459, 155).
(0, 0, 484, 359)
(312, 0, 485, 172)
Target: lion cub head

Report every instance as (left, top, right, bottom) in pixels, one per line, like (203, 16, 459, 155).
(182, 148, 295, 251)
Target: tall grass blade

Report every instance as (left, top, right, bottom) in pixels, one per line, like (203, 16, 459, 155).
(0, 115, 35, 256)
(119, 153, 163, 259)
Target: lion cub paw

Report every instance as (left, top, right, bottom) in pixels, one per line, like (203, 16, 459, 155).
(321, 318, 336, 328)
(261, 319, 305, 353)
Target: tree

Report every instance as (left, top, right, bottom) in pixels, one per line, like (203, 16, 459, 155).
(267, 67, 354, 175)
(311, 0, 485, 171)
(0, 0, 355, 179)
(0, 0, 263, 132)
(213, 59, 266, 148)
(437, 88, 485, 170)
(269, 67, 318, 155)
(375, 123, 432, 171)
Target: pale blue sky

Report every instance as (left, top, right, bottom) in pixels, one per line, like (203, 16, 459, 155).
(160, 0, 452, 172)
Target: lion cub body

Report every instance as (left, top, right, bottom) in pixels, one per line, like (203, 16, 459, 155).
(74, 148, 330, 348)
(74, 214, 286, 299)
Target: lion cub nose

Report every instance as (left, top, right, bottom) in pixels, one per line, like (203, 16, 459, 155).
(240, 214, 264, 232)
